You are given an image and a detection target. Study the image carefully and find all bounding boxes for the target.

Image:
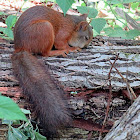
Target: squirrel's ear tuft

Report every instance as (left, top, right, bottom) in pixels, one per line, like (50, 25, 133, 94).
(75, 21, 89, 31)
(80, 14, 88, 21)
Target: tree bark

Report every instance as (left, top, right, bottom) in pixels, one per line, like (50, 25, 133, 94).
(103, 95, 140, 140)
(0, 44, 140, 91)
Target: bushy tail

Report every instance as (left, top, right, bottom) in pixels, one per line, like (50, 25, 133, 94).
(12, 51, 71, 137)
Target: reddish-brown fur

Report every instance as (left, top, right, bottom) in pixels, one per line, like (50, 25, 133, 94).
(14, 5, 93, 56)
(12, 52, 70, 138)
(12, 5, 93, 138)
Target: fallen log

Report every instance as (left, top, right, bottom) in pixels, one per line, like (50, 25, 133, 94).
(103, 95, 140, 140)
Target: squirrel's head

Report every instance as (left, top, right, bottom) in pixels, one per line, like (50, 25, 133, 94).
(68, 21, 93, 48)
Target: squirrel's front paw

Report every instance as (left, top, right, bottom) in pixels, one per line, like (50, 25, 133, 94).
(61, 49, 69, 57)
(67, 47, 81, 53)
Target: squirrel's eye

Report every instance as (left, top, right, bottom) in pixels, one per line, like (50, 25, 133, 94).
(85, 36, 89, 41)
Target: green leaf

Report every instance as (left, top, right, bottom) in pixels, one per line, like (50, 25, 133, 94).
(125, 29, 140, 39)
(4, 28, 14, 39)
(77, 6, 98, 18)
(8, 130, 17, 140)
(113, 3, 124, 8)
(19, 122, 32, 138)
(13, 120, 21, 125)
(21, 108, 31, 115)
(107, 28, 140, 39)
(93, 29, 99, 37)
(0, 27, 5, 32)
(107, 0, 139, 4)
(81, 2, 86, 6)
(0, 27, 13, 39)
(104, 27, 114, 35)
(2, 119, 20, 125)
(108, 27, 127, 38)
(136, 18, 140, 21)
(131, 2, 139, 10)
(0, 35, 13, 40)
(91, 18, 106, 34)
(11, 127, 28, 140)
(35, 132, 46, 140)
(6, 15, 17, 29)
(0, 12, 7, 15)
(107, 0, 120, 4)
(56, 0, 74, 16)
(0, 95, 27, 121)
(2, 119, 13, 125)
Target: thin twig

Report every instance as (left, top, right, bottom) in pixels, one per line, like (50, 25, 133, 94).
(99, 54, 119, 140)
(109, 61, 136, 100)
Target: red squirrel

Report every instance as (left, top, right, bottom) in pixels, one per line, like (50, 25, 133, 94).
(12, 5, 93, 138)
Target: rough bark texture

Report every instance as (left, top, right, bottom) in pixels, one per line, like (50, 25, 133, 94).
(43, 45, 140, 91)
(104, 95, 140, 140)
(1, 43, 140, 91)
